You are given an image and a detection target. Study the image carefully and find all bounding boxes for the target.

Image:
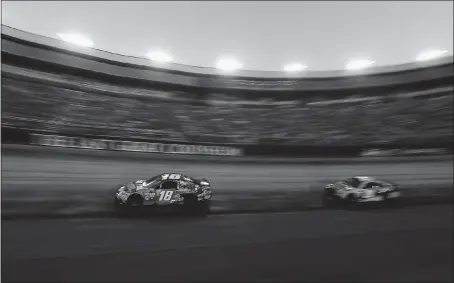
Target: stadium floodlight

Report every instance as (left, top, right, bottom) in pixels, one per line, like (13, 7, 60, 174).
(416, 49, 448, 61)
(146, 50, 173, 63)
(57, 33, 93, 47)
(283, 63, 308, 72)
(215, 58, 243, 72)
(345, 59, 375, 71)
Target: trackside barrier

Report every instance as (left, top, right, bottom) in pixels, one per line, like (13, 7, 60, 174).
(30, 133, 243, 157)
(2, 127, 452, 158)
(360, 148, 449, 157)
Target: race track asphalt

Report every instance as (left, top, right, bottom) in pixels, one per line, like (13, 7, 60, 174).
(1, 146, 453, 282)
(2, 205, 453, 282)
(1, 145, 453, 216)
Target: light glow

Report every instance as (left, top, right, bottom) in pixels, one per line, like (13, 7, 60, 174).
(345, 59, 375, 71)
(146, 50, 173, 63)
(57, 33, 93, 47)
(416, 49, 448, 61)
(283, 63, 308, 72)
(216, 58, 243, 71)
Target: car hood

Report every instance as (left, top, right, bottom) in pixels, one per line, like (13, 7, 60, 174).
(116, 180, 145, 191)
(191, 177, 210, 186)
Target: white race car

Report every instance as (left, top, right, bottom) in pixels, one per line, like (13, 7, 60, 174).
(322, 176, 401, 207)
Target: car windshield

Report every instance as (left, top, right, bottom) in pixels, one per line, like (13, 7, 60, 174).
(344, 178, 361, 188)
(145, 175, 160, 183)
(124, 182, 136, 190)
(187, 176, 198, 182)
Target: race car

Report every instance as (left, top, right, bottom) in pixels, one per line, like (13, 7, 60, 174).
(114, 173, 212, 215)
(321, 176, 401, 207)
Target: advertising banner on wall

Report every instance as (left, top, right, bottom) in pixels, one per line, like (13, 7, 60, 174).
(360, 148, 450, 157)
(30, 134, 243, 156)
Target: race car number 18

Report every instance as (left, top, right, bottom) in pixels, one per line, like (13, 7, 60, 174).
(159, 190, 174, 201)
(162, 174, 181, 180)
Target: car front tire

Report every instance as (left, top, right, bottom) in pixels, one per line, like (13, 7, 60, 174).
(126, 194, 144, 207)
(344, 194, 360, 209)
(322, 193, 335, 208)
(183, 195, 210, 216)
(322, 188, 339, 208)
(383, 192, 403, 208)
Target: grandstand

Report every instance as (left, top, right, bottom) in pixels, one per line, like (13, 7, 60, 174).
(1, 27, 453, 147)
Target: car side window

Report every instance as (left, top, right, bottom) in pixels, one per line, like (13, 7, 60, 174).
(160, 180, 179, 190)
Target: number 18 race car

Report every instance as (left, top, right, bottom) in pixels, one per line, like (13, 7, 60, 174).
(114, 173, 212, 216)
(322, 176, 401, 207)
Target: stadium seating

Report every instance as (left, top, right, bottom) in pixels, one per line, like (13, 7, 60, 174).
(1, 64, 453, 145)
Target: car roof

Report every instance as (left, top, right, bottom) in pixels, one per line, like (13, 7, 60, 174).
(354, 176, 377, 182)
(161, 173, 191, 180)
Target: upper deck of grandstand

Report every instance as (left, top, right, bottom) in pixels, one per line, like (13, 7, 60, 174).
(2, 25, 453, 91)
(1, 25, 453, 146)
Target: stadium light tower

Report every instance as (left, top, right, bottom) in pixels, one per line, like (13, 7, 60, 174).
(146, 50, 173, 63)
(215, 58, 243, 72)
(416, 49, 448, 61)
(345, 59, 375, 71)
(283, 63, 308, 72)
(57, 33, 93, 47)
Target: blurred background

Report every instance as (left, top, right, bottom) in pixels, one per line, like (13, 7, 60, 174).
(1, 1, 453, 149)
(1, 2, 453, 282)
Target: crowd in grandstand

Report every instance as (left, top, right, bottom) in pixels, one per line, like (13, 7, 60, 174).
(2, 64, 453, 146)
